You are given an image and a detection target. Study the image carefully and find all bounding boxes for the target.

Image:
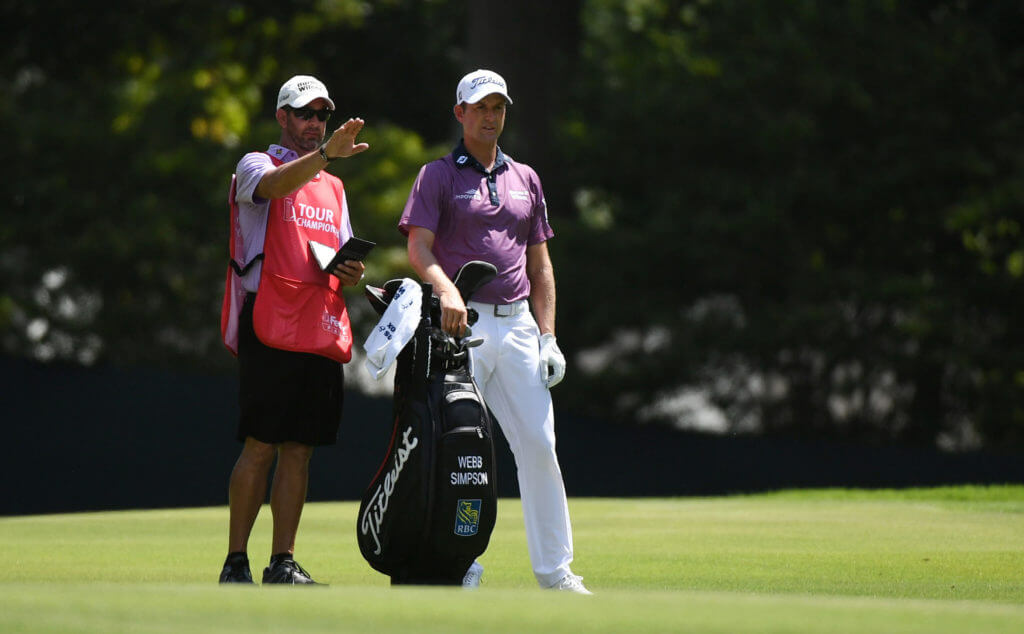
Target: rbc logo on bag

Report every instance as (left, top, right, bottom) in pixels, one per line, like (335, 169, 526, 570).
(454, 499, 481, 537)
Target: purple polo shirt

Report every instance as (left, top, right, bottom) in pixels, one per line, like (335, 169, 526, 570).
(399, 142, 554, 305)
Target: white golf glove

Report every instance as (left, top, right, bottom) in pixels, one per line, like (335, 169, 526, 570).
(539, 333, 566, 389)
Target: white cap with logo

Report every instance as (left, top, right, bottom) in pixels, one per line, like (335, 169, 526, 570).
(277, 75, 336, 110)
(455, 69, 513, 107)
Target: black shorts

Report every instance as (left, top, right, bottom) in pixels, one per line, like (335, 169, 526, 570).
(237, 293, 344, 446)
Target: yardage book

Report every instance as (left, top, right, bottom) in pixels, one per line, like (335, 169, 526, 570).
(308, 237, 376, 271)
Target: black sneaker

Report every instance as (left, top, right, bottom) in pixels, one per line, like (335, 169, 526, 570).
(262, 557, 320, 585)
(219, 554, 254, 584)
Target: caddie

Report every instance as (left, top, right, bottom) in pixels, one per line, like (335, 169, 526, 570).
(218, 74, 368, 585)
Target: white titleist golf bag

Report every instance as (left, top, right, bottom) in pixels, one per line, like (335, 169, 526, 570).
(357, 262, 499, 585)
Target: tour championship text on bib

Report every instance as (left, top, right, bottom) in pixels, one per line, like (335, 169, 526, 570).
(222, 156, 354, 363)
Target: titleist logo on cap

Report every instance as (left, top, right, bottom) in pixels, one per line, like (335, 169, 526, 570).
(455, 69, 512, 105)
(470, 76, 504, 90)
(460, 76, 504, 101)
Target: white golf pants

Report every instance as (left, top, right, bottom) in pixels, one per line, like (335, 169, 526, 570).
(467, 300, 574, 588)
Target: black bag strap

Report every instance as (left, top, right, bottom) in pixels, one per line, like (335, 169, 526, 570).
(229, 253, 264, 277)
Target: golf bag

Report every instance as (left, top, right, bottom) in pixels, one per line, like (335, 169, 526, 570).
(357, 262, 499, 585)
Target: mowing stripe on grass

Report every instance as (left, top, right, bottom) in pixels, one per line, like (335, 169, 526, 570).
(1, 487, 1021, 633)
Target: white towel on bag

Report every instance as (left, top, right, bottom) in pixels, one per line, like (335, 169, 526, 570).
(363, 279, 422, 380)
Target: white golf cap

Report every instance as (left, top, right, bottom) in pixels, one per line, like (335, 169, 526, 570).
(277, 75, 336, 110)
(455, 69, 513, 106)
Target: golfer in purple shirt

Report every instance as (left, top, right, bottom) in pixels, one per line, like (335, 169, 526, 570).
(399, 69, 591, 594)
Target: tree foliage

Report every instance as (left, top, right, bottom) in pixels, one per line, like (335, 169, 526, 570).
(0, 0, 457, 370)
(556, 0, 1024, 448)
(2, 0, 1023, 449)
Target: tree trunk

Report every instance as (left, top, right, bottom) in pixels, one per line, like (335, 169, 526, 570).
(465, 0, 581, 216)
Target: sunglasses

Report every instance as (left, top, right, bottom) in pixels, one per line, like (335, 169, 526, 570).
(285, 106, 333, 122)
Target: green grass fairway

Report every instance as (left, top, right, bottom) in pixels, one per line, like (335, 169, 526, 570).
(2, 487, 1023, 633)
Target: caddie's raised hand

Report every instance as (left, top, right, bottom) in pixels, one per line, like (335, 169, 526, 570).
(323, 117, 370, 159)
(539, 333, 566, 389)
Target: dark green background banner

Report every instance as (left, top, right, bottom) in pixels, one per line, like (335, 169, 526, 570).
(4, 356, 1020, 516)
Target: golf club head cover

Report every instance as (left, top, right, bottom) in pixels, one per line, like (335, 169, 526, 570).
(452, 260, 498, 303)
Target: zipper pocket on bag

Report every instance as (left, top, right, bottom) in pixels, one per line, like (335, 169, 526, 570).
(442, 426, 487, 440)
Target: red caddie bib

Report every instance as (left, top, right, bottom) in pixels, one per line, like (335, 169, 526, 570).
(221, 156, 353, 363)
